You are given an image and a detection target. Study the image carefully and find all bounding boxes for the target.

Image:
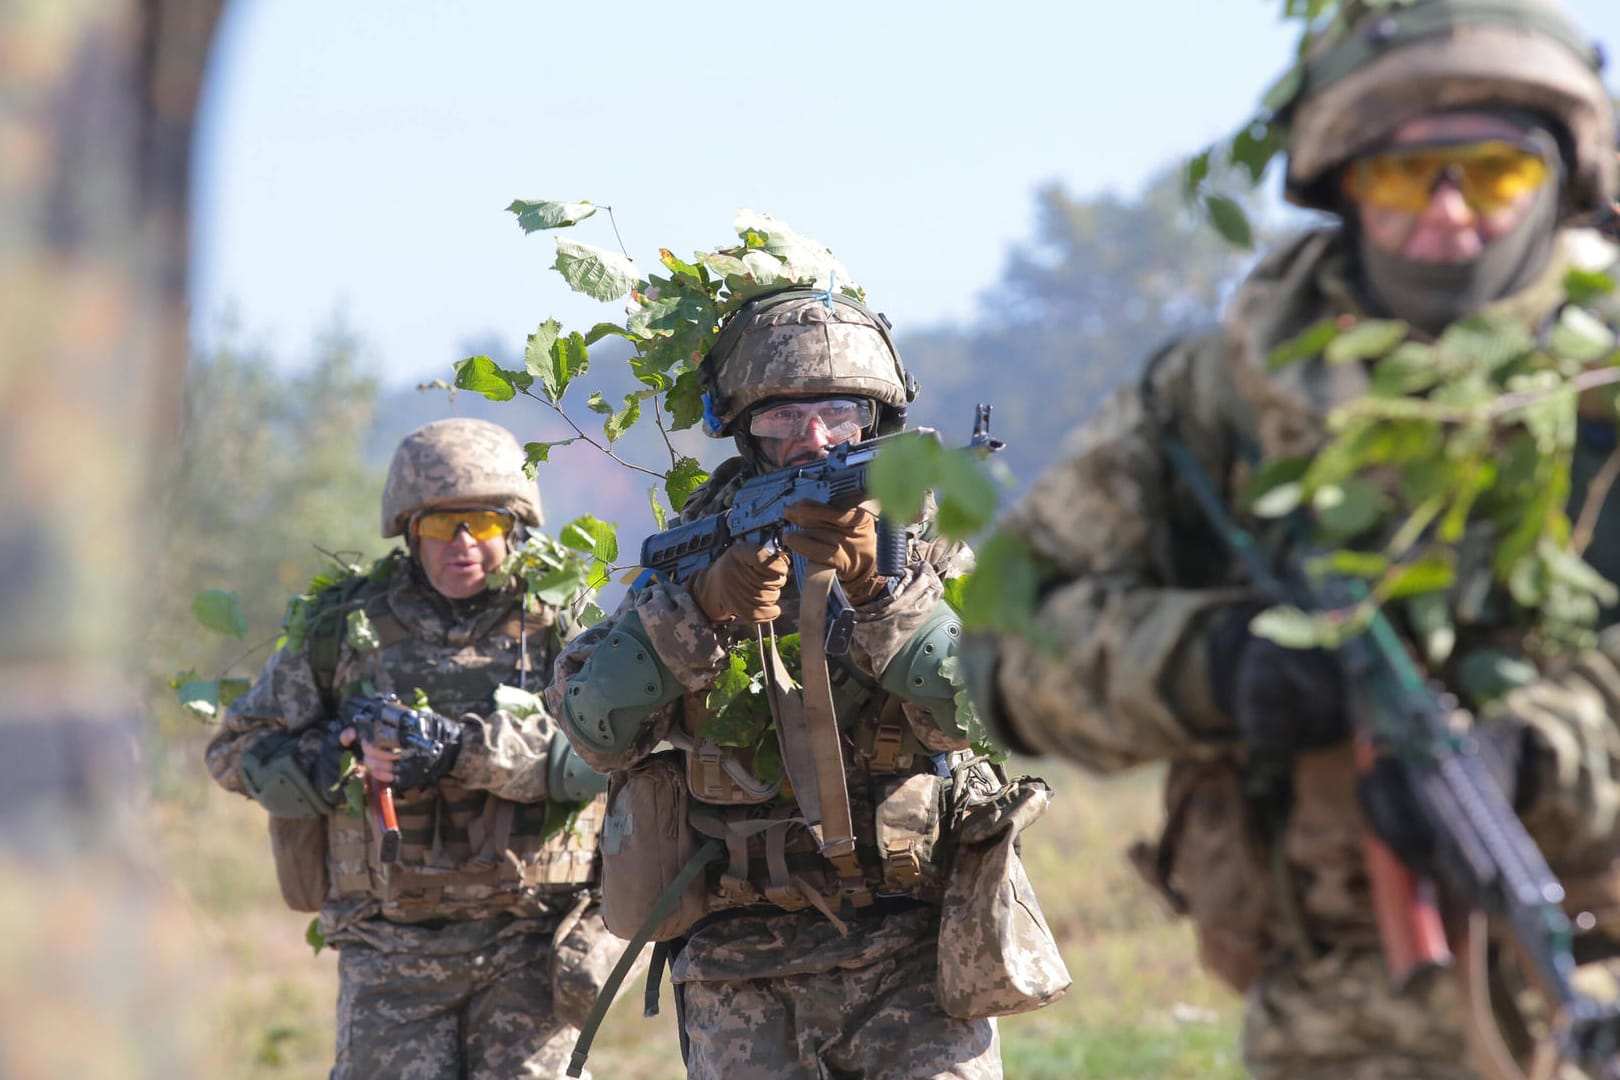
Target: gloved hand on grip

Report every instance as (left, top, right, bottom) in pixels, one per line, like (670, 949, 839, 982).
(688, 541, 791, 625)
(390, 710, 466, 791)
(781, 501, 886, 605)
(1208, 606, 1350, 758)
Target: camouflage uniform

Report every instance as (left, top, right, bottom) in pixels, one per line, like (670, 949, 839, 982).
(207, 419, 606, 1080)
(548, 292, 1010, 1080)
(969, 2, 1620, 1077)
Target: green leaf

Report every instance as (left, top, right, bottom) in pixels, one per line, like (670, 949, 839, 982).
(1183, 148, 1212, 200)
(585, 391, 613, 415)
(1266, 318, 1339, 370)
(218, 678, 252, 709)
(660, 247, 705, 280)
(934, 448, 1001, 539)
(1249, 605, 1331, 649)
(554, 237, 638, 302)
(507, 199, 596, 233)
(1240, 455, 1310, 511)
(665, 456, 709, 512)
(665, 368, 707, 431)
(584, 321, 632, 346)
(1406, 591, 1456, 666)
(959, 531, 1044, 637)
(1548, 306, 1616, 363)
(524, 319, 562, 383)
(1312, 477, 1385, 538)
(453, 355, 517, 401)
(1309, 550, 1390, 579)
(1564, 267, 1617, 306)
(604, 393, 641, 443)
(191, 589, 248, 639)
(941, 573, 971, 614)
(493, 683, 545, 717)
(867, 432, 943, 525)
(560, 516, 619, 563)
(1202, 193, 1253, 249)
(1324, 319, 1406, 365)
(1383, 555, 1455, 600)
(1251, 480, 1303, 519)
(346, 610, 381, 653)
(1435, 314, 1535, 375)
(176, 679, 221, 718)
(647, 486, 669, 531)
(1539, 537, 1619, 607)
(522, 439, 576, 473)
(306, 917, 327, 955)
(528, 562, 593, 608)
(1369, 342, 1443, 396)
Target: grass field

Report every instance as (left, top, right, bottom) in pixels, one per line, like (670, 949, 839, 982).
(11, 749, 1246, 1078)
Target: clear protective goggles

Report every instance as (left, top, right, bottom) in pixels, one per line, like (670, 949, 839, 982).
(1340, 137, 1552, 216)
(409, 506, 515, 542)
(746, 397, 874, 444)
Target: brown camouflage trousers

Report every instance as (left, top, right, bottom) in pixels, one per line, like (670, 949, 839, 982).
(674, 934, 1001, 1080)
(331, 920, 574, 1080)
(1243, 947, 1476, 1080)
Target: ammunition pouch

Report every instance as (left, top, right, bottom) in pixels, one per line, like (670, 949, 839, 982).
(268, 815, 330, 913)
(240, 732, 332, 819)
(599, 752, 714, 941)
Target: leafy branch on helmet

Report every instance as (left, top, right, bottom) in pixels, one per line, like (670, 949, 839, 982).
(1245, 279, 1620, 659)
(454, 202, 866, 525)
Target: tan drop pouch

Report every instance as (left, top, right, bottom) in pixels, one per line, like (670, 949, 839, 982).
(551, 895, 652, 1030)
(599, 752, 710, 941)
(268, 814, 330, 913)
(936, 775, 1072, 1019)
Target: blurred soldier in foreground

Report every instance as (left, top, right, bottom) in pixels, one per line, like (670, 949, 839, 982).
(206, 418, 611, 1079)
(549, 289, 1067, 1079)
(966, 1, 1620, 1077)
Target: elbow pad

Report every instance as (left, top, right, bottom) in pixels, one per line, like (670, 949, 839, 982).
(239, 732, 332, 819)
(879, 599, 967, 738)
(561, 609, 682, 754)
(548, 737, 610, 802)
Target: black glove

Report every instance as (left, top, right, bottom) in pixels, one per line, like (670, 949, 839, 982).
(1208, 606, 1350, 757)
(309, 724, 354, 806)
(391, 711, 465, 791)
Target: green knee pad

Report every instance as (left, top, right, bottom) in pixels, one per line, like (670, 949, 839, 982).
(879, 598, 967, 738)
(561, 610, 682, 754)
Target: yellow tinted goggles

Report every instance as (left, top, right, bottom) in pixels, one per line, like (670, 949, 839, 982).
(1341, 139, 1551, 215)
(410, 507, 514, 542)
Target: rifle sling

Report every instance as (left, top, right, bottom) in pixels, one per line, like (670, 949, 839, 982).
(566, 837, 725, 1079)
(797, 562, 863, 886)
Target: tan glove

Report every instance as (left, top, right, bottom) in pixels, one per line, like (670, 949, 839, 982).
(688, 541, 791, 625)
(781, 501, 886, 605)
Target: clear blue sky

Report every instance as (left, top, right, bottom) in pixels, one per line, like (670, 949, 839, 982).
(190, 0, 1620, 386)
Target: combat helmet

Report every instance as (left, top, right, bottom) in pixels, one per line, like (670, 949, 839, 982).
(1280, 0, 1616, 216)
(381, 418, 542, 538)
(699, 287, 916, 442)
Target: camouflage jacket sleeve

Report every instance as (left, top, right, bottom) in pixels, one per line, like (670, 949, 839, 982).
(545, 580, 730, 774)
(204, 642, 331, 796)
(448, 706, 561, 802)
(990, 331, 1260, 773)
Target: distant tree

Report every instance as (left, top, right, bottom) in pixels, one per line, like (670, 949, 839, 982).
(152, 325, 386, 787)
(902, 168, 1252, 487)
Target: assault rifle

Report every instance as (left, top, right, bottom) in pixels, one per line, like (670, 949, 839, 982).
(339, 693, 449, 864)
(640, 405, 1003, 655)
(1163, 433, 1620, 1079)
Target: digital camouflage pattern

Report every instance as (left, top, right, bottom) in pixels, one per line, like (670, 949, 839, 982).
(548, 457, 1001, 1076)
(381, 417, 543, 537)
(331, 915, 575, 1080)
(674, 908, 1002, 1080)
(705, 294, 910, 433)
(1283, 0, 1615, 212)
(987, 224, 1620, 1076)
(207, 554, 601, 1071)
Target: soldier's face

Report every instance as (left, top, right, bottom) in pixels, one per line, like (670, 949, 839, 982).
(414, 505, 510, 599)
(1345, 112, 1553, 263)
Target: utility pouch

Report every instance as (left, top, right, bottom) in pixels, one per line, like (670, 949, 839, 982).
(551, 894, 651, 1030)
(876, 772, 945, 895)
(936, 774, 1071, 1018)
(1128, 758, 1274, 992)
(268, 814, 330, 913)
(599, 751, 710, 941)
